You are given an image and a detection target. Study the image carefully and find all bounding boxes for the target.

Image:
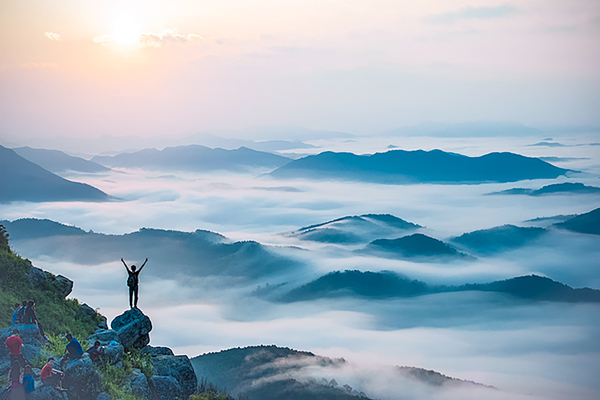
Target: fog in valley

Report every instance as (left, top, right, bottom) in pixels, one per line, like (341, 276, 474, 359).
(1, 132, 599, 399)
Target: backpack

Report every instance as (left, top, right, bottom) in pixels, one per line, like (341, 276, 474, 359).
(127, 273, 138, 288)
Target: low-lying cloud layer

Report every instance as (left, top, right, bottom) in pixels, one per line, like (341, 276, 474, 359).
(1, 135, 599, 399)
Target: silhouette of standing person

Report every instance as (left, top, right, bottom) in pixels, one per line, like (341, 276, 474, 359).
(121, 258, 147, 309)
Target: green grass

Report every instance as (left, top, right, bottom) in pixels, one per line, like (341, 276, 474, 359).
(0, 241, 103, 339)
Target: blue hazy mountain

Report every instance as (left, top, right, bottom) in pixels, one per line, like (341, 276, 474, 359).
(527, 141, 568, 147)
(191, 345, 491, 400)
(554, 208, 600, 235)
(365, 234, 472, 260)
(12, 146, 110, 173)
(180, 132, 317, 152)
(277, 270, 600, 303)
(451, 225, 547, 254)
(490, 182, 600, 196)
(269, 149, 568, 184)
(91, 145, 291, 172)
(287, 214, 421, 244)
(0, 145, 110, 203)
(1, 218, 297, 279)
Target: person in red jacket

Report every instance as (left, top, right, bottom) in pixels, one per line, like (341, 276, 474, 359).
(4, 329, 26, 366)
(40, 357, 66, 391)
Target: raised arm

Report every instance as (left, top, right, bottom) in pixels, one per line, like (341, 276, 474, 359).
(121, 258, 131, 273)
(138, 258, 148, 272)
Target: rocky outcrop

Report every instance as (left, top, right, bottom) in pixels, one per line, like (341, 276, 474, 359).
(53, 275, 74, 297)
(80, 303, 96, 317)
(27, 266, 73, 297)
(111, 308, 152, 350)
(87, 328, 124, 365)
(25, 385, 69, 400)
(63, 353, 103, 400)
(150, 375, 183, 400)
(0, 324, 44, 375)
(125, 369, 153, 400)
(141, 346, 174, 357)
(152, 354, 198, 398)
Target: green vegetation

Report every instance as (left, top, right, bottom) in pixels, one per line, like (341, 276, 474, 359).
(0, 225, 103, 339)
(190, 380, 236, 400)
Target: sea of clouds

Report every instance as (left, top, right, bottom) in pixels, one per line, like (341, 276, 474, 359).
(1, 132, 599, 399)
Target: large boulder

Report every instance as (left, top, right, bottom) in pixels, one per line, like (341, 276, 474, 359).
(152, 354, 198, 398)
(110, 308, 152, 350)
(25, 385, 69, 400)
(62, 354, 103, 400)
(87, 329, 124, 365)
(0, 324, 44, 375)
(53, 275, 73, 297)
(26, 266, 73, 297)
(149, 375, 182, 400)
(141, 346, 174, 357)
(125, 368, 153, 400)
(79, 303, 96, 317)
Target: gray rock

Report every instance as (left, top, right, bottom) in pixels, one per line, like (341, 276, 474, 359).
(152, 354, 198, 398)
(0, 324, 43, 374)
(110, 308, 152, 350)
(88, 329, 120, 345)
(25, 385, 68, 400)
(141, 346, 174, 357)
(27, 266, 49, 288)
(26, 267, 73, 297)
(63, 354, 103, 400)
(96, 393, 113, 400)
(22, 343, 43, 363)
(80, 303, 96, 317)
(125, 369, 153, 400)
(98, 317, 108, 330)
(86, 328, 124, 365)
(149, 375, 182, 400)
(53, 275, 73, 297)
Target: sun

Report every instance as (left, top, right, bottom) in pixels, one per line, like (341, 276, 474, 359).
(111, 11, 142, 47)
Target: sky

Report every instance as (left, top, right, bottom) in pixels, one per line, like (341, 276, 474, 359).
(1, 0, 600, 141)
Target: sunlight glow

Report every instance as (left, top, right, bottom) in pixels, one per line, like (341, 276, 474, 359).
(111, 12, 142, 47)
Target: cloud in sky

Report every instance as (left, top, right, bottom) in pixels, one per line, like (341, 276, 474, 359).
(44, 31, 61, 41)
(139, 28, 202, 47)
(428, 5, 519, 24)
(93, 28, 201, 47)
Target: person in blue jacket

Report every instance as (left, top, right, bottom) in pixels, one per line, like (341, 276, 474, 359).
(60, 333, 83, 368)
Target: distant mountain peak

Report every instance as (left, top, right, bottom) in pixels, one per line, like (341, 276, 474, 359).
(270, 149, 569, 184)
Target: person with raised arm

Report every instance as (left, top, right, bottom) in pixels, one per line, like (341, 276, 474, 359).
(121, 257, 147, 308)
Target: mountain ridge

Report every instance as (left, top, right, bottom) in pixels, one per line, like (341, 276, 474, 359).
(92, 144, 291, 172)
(269, 149, 569, 184)
(0, 145, 110, 203)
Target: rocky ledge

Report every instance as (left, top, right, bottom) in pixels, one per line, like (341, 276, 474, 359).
(1, 308, 198, 400)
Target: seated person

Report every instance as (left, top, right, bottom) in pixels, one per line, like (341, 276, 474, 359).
(40, 357, 66, 391)
(22, 365, 36, 393)
(86, 341, 105, 364)
(60, 333, 84, 368)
